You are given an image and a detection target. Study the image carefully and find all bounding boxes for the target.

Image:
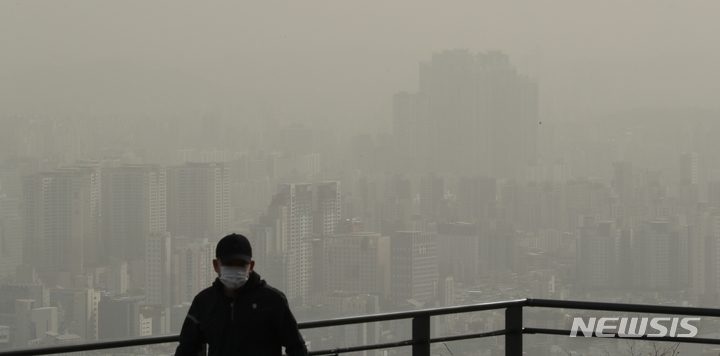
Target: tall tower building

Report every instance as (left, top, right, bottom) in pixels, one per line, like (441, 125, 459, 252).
(394, 50, 538, 178)
(612, 161, 634, 203)
(390, 231, 438, 305)
(692, 212, 720, 300)
(23, 167, 99, 280)
(679, 152, 699, 185)
(101, 165, 166, 261)
(145, 232, 172, 307)
(325, 232, 390, 298)
(167, 163, 230, 240)
(269, 183, 313, 304)
(0, 193, 23, 278)
(577, 221, 618, 290)
(312, 181, 341, 237)
(636, 220, 671, 290)
(0, 157, 39, 202)
(437, 223, 479, 284)
(457, 176, 496, 222)
(49, 287, 101, 342)
(177, 240, 216, 304)
(393, 92, 430, 173)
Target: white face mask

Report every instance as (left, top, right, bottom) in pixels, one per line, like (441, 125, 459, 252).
(219, 266, 250, 290)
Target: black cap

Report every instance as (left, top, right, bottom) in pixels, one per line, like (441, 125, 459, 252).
(216, 234, 252, 264)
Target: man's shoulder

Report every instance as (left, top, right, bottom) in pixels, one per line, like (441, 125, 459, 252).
(193, 283, 220, 304)
(254, 282, 288, 303)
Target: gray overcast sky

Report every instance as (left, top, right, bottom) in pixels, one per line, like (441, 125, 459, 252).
(1, 1, 719, 131)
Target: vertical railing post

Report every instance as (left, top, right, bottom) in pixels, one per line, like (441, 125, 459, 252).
(412, 315, 431, 356)
(505, 306, 523, 356)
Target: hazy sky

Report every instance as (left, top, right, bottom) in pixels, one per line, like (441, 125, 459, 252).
(1, 1, 719, 131)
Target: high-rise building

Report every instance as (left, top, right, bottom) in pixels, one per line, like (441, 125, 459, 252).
(325, 232, 390, 298)
(23, 168, 100, 280)
(394, 50, 538, 178)
(636, 220, 671, 290)
(0, 194, 22, 278)
(167, 163, 230, 240)
(416, 173, 444, 217)
(98, 298, 142, 340)
(145, 232, 172, 307)
(457, 177, 496, 222)
(393, 92, 430, 173)
(268, 183, 313, 304)
(177, 240, 216, 305)
(0, 157, 39, 202)
(708, 180, 720, 209)
(49, 288, 101, 342)
(437, 223, 479, 284)
(247, 219, 287, 291)
(679, 152, 699, 185)
(577, 221, 618, 290)
(14, 300, 57, 348)
(312, 181, 341, 237)
(693, 212, 720, 299)
(390, 231, 438, 305)
(101, 164, 166, 261)
(612, 161, 634, 203)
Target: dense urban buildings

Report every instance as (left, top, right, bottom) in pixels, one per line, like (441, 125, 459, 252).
(2, 48, 720, 356)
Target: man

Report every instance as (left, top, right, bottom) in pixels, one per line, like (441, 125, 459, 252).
(176, 233, 308, 356)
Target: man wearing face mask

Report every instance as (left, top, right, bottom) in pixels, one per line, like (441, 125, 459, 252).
(175, 234, 308, 356)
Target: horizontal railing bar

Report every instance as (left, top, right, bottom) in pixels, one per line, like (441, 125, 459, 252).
(298, 299, 527, 329)
(7, 298, 720, 356)
(430, 329, 509, 343)
(527, 298, 720, 317)
(524, 327, 720, 345)
(308, 338, 418, 356)
(308, 329, 508, 355)
(0, 335, 179, 356)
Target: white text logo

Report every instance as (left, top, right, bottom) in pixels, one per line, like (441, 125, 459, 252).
(569, 317, 700, 337)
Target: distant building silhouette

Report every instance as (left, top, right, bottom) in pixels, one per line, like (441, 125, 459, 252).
(394, 50, 538, 178)
(23, 167, 100, 284)
(101, 164, 167, 262)
(167, 162, 230, 241)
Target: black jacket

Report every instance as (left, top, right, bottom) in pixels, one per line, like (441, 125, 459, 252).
(175, 272, 308, 356)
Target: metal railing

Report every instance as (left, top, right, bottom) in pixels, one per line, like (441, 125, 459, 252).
(3, 298, 720, 356)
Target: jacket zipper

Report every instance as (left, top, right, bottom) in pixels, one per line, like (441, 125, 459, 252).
(231, 302, 234, 321)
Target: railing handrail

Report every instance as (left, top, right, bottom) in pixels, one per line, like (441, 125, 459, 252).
(298, 298, 527, 328)
(3, 297, 720, 356)
(527, 298, 720, 317)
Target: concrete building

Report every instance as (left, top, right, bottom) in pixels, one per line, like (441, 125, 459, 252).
(393, 92, 430, 173)
(397, 50, 538, 178)
(390, 231, 438, 305)
(312, 181, 342, 237)
(437, 223, 479, 284)
(145, 232, 172, 307)
(101, 164, 166, 261)
(177, 240, 216, 304)
(105, 258, 128, 295)
(577, 221, 618, 290)
(636, 220, 671, 290)
(0, 325, 9, 350)
(14, 300, 57, 348)
(325, 232, 390, 298)
(0, 193, 23, 278)
(679, 152, 699, 185)
(97, 298, 143, 340)
(167, 162, 230, 240)
(49, 288, 100, 342)
(23, 168, 99, 283)
(268, 183, 313, 304)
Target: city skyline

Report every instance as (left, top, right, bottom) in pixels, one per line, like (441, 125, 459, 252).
(1, 2, 719, 355)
